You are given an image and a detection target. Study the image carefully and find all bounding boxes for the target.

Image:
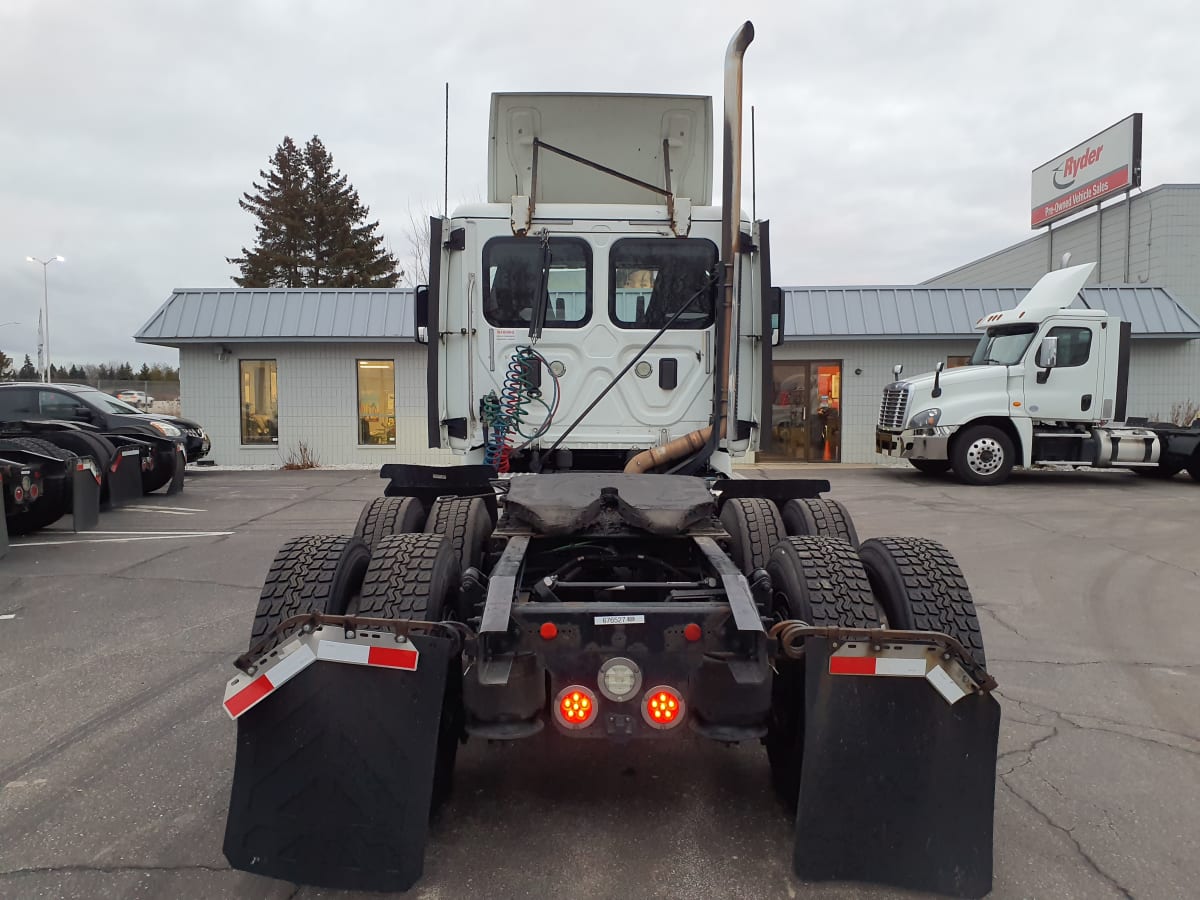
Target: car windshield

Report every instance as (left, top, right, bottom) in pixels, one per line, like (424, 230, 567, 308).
(969, 325, 1038, 366)
(77, 389, 143, 414)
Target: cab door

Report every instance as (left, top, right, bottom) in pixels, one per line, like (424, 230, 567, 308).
(1023, 321, 1104, 421)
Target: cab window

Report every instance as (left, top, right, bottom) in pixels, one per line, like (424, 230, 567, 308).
(610, 238, 717, 329)
(482, 237, 591, 329)
(1042, 326, 1093, 367)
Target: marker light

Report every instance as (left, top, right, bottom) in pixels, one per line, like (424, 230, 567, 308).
(540, 622, 558, 640)
(554, 685, 598, 730)
(642, 686, 686, 730)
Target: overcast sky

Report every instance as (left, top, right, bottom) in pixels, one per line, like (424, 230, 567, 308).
(1, 0, 1196, 366)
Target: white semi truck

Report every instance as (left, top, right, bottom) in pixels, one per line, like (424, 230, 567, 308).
(876, 262, 1200, 485)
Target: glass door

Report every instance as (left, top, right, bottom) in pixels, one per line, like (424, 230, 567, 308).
(766, 360, 842, 462)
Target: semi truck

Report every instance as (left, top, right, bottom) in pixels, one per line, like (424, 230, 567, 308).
(876, 262, 1200, 485)
(221, 22, 1001, 898)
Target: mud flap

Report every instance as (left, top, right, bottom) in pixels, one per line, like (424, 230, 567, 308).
(106, 447, 143, 509)
(223, 633, 451, 892)
(793, 639, 1001, 899)
(0, 472, 8, 559)
(71, 460, 101, 532)
(166, 442, 186, 495)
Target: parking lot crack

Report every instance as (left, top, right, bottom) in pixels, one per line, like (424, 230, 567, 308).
(998, 777, 1134, 899)
(0, 863, 232, 879)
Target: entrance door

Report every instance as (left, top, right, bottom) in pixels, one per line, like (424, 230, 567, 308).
(767, 361, 842, 462)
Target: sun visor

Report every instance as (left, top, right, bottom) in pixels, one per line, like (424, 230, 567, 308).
(488, 93, 712, 205)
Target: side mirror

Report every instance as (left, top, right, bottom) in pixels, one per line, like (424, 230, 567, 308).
(892, 363, 904, 379)
(768, 286, 784, 347)
(1037, 336, 1059, 368)
(414, 284, 430, 345)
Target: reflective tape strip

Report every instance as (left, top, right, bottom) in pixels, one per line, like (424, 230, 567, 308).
(317, 639, 419, 671)
(223, 643, 317, 719)
(829, 655, 927, 677)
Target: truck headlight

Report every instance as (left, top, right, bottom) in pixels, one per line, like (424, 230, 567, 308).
(149, 420, 182, 437)
(908, 408, 941, 428)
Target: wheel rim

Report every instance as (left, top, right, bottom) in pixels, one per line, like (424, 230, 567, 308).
(965, 437, 1004, 476)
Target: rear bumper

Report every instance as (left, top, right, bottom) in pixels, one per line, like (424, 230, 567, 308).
(470, 601, 771, 740)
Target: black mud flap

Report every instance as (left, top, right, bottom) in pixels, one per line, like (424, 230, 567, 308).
(223, 633, 451, 892)
(0, 472, 8, 560)
(106, 446, 143, 509)
(166, 442, 186, 495)
(72, 460, 101, 532)
(793, 639, 1001, 899)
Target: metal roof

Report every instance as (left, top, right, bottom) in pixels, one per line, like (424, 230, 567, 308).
(783, 285, 1200, 340)
(135, 283, 1200, 346)
(135, 289, 415, 344)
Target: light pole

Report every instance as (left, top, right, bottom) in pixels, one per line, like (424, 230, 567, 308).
(26, 255, 64, 382)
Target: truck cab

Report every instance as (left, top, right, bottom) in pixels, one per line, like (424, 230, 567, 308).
(877, 263, 1160, 484)
(419, 93, 776, 476)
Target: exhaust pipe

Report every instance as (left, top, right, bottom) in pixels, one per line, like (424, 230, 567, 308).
(625, 21, 754, 475)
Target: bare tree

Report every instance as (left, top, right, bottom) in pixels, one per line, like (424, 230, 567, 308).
(402, 205, 433, 287)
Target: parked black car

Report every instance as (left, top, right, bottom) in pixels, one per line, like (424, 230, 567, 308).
(0, 383, 209, 492)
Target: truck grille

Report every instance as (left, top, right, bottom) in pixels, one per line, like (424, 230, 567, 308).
(878, 386, 909, 430)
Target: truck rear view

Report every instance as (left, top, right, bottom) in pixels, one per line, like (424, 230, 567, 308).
(220, 22, 1002, 898)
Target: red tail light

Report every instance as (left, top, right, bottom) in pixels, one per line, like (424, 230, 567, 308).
(554, 686, 598, 730)
(642, 686, 686, 730)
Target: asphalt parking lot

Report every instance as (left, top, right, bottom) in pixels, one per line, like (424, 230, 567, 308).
(1, 465, 1197, 899)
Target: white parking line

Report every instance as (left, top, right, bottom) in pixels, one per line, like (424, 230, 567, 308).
(14, 531, 234, 547)
(0, 614, 16, 620)
(123, 505, 207, 514)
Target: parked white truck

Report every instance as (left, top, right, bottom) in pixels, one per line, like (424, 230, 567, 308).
(876, 263, 1200, 485)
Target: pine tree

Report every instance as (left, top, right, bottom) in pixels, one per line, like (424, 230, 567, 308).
(137, 363, 152, 380)
(228, 135, 400, 288)
(18, 354, 38, 380)
(0, 349, 13, 380)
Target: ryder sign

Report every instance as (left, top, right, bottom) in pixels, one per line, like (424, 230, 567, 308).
(1031, 114, 1141, 228)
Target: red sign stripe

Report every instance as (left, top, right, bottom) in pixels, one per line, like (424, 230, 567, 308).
(829, 655, 877, 676)
(224, 674, 272, 717)
(367, 645, 419, 670)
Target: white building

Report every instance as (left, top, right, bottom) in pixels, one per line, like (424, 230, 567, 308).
(136, 279, 1200, 467)
(135, 289, 450, 468)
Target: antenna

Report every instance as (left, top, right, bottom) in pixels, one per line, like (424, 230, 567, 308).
(751, 105, 756, 221)
(443, 82, 449, 217)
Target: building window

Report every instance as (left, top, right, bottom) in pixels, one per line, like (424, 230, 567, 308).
(357, 360, 396, 445)
(610, 238, 718, 329)
(240, 359, 278, 445)
(947, 355, 971, 368)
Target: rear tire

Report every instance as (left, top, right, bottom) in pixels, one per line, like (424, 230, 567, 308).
(781, 498, 859, 547)
(720, 497, 785, 575)
(249, 535, 371, 654)
(764, 537, 880, 807)
(1188, 452, 1200, 482)
(424, 496, 493, 571)
(354, 496, 426, 552)
(858, 536, 986, 669)
(33, 431, 115, 497)
(908, 459, 952, 476)
(355, 534, 463, 811)
(951, 424, 1014, 486)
